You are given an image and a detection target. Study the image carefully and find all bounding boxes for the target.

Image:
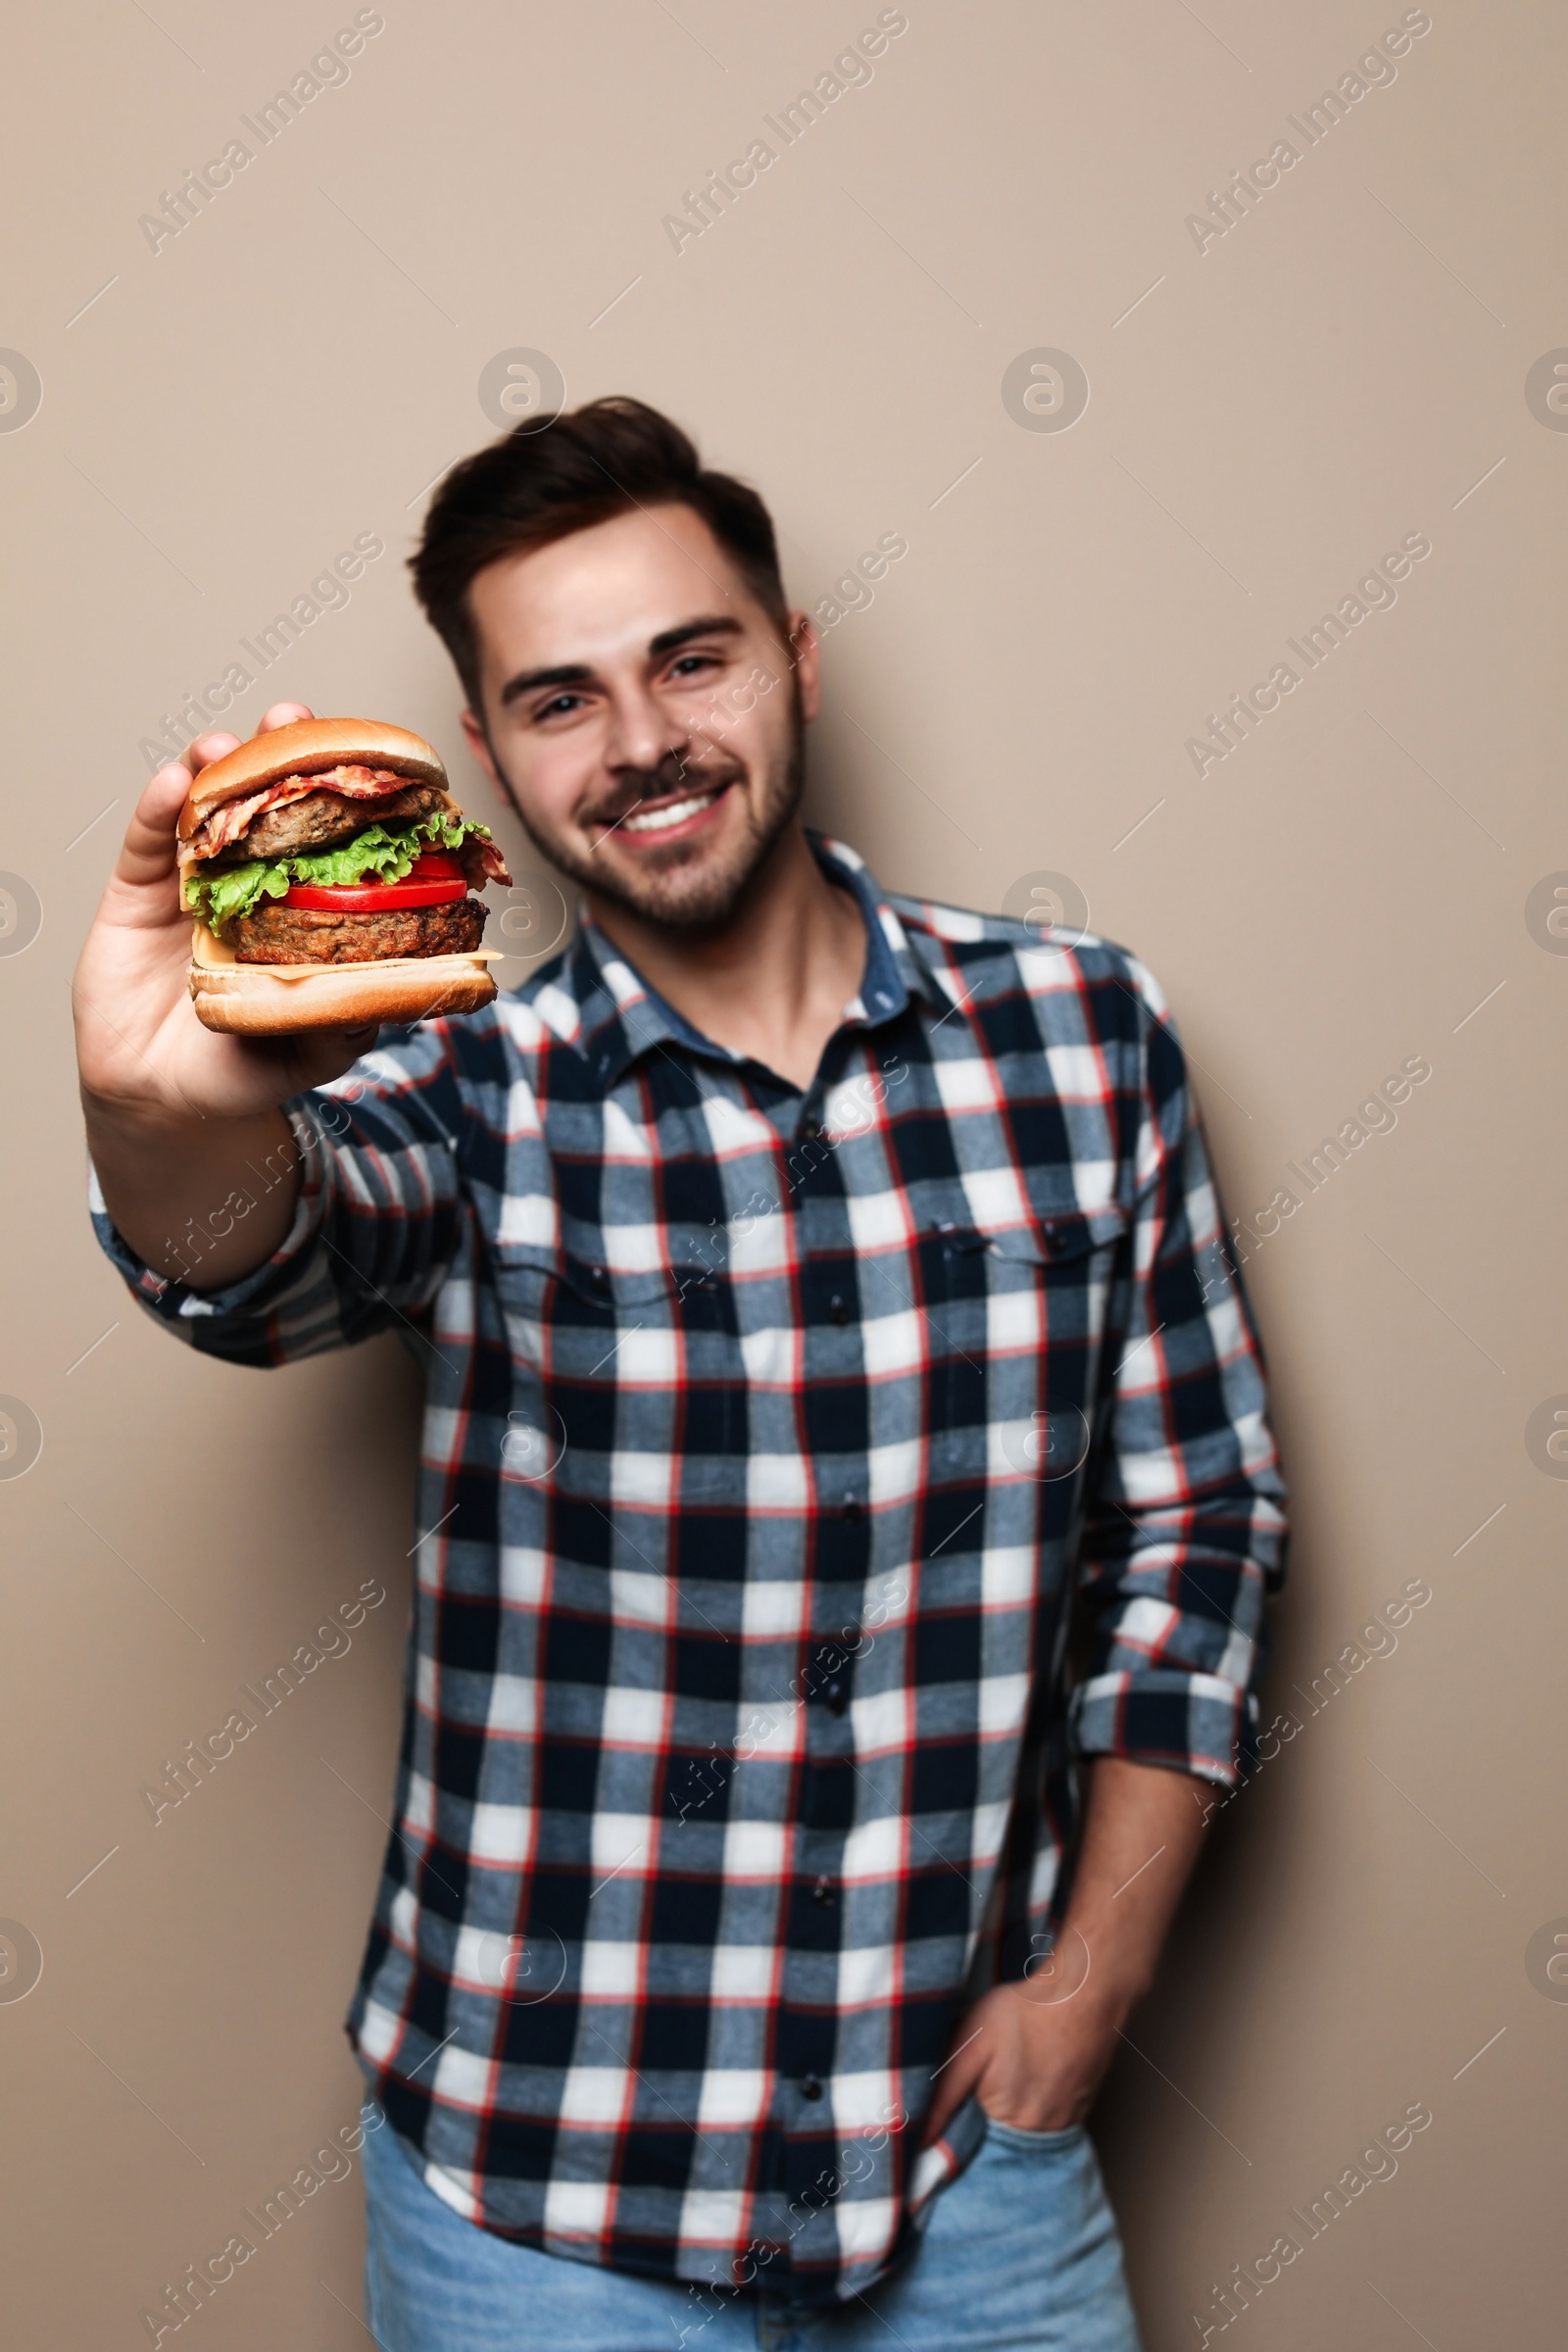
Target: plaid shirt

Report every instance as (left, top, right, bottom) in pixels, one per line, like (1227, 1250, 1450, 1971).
(94, 834, 1285, 2308)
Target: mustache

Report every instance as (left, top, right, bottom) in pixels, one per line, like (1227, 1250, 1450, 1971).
(580, 754, 746, 834)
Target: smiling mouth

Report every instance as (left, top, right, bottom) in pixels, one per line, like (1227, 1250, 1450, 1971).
(615, 781, 732, 836)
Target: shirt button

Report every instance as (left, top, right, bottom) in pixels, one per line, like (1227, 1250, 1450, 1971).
(801, 2075, 824, 2101)
(822, 1681, 848, 1716)
(811, 1876, 836, 1906)
(802, 1118, 823, 1141)
(841, 1499, 864, 1524)
(828, 1296, 850, 1326)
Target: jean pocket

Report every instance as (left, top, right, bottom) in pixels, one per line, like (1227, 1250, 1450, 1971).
(981, 2113, 1088, 2154)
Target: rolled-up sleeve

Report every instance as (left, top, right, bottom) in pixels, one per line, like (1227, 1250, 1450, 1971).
(1066, 976, 1288, 1788)
(89, 1025, 470, 1369)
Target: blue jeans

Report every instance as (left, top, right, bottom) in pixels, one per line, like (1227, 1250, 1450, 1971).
(362, 2106, 1144, 2351)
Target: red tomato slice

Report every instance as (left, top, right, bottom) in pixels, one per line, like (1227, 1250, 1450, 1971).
(282, 851, 469, 913)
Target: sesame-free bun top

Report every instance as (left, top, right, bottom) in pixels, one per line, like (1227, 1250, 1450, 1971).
(176, 717, 447, 841)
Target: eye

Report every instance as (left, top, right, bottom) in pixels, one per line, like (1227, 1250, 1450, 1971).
(668, 652, 719, 679)
(535, 692, 585, 720)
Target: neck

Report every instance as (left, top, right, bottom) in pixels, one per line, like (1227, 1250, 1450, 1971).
(583, 824, 867, 1091)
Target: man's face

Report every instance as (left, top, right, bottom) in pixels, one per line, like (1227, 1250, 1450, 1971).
(461, 504, 819, 931)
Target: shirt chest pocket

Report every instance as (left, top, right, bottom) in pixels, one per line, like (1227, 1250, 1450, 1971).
(923, 1205, 1128, 1295)
(493, 1246, 679, 1363)
(491, 1245, 747, 1473)
(919, 1205, 1129, 1440)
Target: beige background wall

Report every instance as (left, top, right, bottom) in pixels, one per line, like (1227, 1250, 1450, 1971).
(3, 1, 1562, 2342)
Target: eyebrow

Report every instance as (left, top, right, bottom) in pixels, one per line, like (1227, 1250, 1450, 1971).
(498, 661, 592, 707)
(648, 614, 743, 658)
(496, 615, 745, 709)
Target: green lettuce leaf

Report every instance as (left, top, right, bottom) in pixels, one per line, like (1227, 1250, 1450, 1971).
(183, 815, 490, 935)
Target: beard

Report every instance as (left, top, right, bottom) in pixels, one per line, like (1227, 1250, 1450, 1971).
(495, 677, 807, 936)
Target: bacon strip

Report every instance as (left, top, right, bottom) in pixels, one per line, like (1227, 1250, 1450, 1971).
(185, 766, 419, 861)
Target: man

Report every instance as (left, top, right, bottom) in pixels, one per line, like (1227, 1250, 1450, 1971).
(76, 398, 1286, 2349)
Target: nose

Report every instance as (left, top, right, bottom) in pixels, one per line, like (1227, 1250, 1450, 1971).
(602, 678, 691, 782)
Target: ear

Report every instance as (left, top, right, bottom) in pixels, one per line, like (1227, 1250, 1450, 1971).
(786, 610, 822, 723)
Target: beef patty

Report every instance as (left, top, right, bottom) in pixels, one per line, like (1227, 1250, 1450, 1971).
(232, 895, 487, 965)
(223, 782, 451, 864)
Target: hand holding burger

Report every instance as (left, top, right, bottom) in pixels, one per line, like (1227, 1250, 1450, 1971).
(74, 703, 516, 1293)
(179, 714, 511, 1033)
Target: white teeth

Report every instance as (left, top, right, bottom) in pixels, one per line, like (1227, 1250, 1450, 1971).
(622, 790, 717, 834)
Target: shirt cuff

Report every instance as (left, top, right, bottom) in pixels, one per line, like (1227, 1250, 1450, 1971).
(1067, 1670, 1259, 1789)
(88, 1103, 330, 1326)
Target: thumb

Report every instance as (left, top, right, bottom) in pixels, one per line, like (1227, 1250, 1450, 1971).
(110, 760, 199, 895)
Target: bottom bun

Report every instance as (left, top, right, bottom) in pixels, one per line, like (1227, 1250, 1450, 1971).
(188, 925, 501, 1035)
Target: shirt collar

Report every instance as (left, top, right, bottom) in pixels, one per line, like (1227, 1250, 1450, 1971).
(566, 832, 947, 1088)
(811, 831, 950, 1021)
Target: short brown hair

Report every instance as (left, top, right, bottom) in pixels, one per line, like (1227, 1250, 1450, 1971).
(410, 396, 787, 710)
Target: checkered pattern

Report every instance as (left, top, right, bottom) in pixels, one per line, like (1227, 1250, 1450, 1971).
(93, 835, 1286, 2306)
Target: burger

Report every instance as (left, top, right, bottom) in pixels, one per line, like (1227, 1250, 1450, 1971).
(179, 716, 512, 1035)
